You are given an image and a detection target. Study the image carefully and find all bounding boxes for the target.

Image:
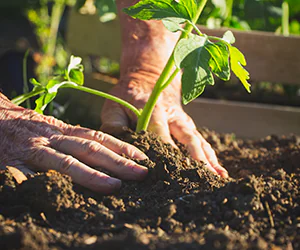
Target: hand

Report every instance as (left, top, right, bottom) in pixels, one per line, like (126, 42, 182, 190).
(101, 73, 228, 178)
(100, 6, 228, 178)
(0, 94, 148, 193)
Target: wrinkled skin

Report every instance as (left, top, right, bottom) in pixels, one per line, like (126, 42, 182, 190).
(0, 93, 148, 193)
(101, 0, 228, 178)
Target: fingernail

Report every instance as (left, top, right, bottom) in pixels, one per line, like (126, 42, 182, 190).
(106, 177, 122, 188)
(134, 151, 148, 160)
(132, 165, 148, 176)
(221, 171, 229, 178)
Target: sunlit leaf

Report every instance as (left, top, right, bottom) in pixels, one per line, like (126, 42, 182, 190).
(174, 35, 214, 104)
(162, 17, 186, 32)
(228, 45, 251, 92)
(123, 0, 198, 22)
(205, 41, 230, 81)
(222, 30, 235, 44)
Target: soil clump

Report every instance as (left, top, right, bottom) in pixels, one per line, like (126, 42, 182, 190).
(0, 129, 299, 250)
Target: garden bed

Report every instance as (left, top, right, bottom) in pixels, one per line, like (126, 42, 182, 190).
(1, 128, 299, 250)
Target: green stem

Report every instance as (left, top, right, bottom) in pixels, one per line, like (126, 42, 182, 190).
(136, 0, 208, 132)
(282, 1, 289, 37)
(47, 1, 64, 59)
(22, 49, 31, 109)
(11, 88, 45, 106)
(64, 84, 141, 118)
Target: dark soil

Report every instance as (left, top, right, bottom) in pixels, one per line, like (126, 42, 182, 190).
(0, 129, 299, 250)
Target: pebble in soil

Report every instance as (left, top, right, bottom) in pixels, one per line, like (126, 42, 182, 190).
(0, 129, 299, 250)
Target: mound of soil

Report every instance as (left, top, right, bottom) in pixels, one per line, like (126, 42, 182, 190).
(0, 129, 299, 250)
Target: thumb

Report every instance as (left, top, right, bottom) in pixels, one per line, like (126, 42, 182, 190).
(100, 101, 129, 135)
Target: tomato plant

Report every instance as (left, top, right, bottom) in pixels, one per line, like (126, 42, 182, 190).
(12, 0, 250, 132)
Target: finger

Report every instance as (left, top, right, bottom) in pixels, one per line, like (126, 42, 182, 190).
(100, 101, 130, 135)
(148, 110, 177, 148)
(170, 121, 218, 175)
(28, 146, 121, 193)
(196, 132, 228, 178)
(50, 135, 148, 181)
(65, 126, 147, 160)
(169, 116, 227, 177)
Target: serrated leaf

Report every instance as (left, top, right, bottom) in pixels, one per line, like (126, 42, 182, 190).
(222, 30, 235, 44)
(162, 17, 186, 32)
(174, 35, 214, 104)
(228, 45, 251, 92)
(205, 41, 230, 81)
(123, 0, 198, 22)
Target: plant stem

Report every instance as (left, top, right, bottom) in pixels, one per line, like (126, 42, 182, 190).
(11, 88, 45, 106)
(47, 1, 64, 59)
(22, 49, 31, 109)
(64, 84, 141, 118)
(282, 1, 289, 37)
(136, 0, 208, 132)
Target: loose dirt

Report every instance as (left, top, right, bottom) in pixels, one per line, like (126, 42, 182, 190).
(0, 129, 299, 250)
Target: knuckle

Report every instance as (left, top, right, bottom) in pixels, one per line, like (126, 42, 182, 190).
(59, 155, 77, 174)
(92, 131, 106, 144)
(181, 130, 196, 143)
(26, 136, 49, 148)
(115, 157, 132, 170)
(83, 141, 103, 157)
(49, 134, 64, 148)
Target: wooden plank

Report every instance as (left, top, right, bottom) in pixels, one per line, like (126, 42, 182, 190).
(66, 12, 300, 138)
(183, 98, 300, 138)
(67, 11, 300, 85)
(66, 10, 121, 61)
(63, 76, 300, 139)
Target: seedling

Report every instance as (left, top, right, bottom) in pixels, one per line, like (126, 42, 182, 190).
(12, 0, 250, 133)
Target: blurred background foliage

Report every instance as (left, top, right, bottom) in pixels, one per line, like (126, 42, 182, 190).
(0, 0, 299, 118)
(0, 0, 299, 83)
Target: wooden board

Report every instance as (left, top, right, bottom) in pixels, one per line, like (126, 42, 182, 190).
(184, 98, 300, 138)
(66, 10, 121, 61)
(66, 11, 300, 138)
(67, 11, 300, 85)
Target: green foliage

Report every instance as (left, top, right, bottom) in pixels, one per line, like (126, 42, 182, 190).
(66, 56, 84, 85)
(13, 0, 251, 134)
(174, 35, 214, 104)
(123, 0, 198, 22)
(12, 56, 84, 113)
(124, 1, 250, 106)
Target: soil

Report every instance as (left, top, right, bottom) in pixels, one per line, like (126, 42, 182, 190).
(0, 128, 299, 250)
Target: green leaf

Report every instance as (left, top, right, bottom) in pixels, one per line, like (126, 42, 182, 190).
(30, 78, 42, 87)
(66, 55, 84, 85)
(162, 17, 186, 32)
(228, 45, 251, 93)
(34, 92, 56, 114)
(205, 41, 230, 81)
(69, 68, 84, 85)
(123, 0, 198, 22)
(95, 0, 117, 22)
(222, 30, 235, 44)
(174, 35, 214, 104)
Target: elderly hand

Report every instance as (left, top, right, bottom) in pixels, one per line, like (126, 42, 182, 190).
(0, 93, 148, 193)
(101, 1, 228, 178)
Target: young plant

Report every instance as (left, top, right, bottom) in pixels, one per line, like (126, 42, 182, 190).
(13, 0, 250, 133)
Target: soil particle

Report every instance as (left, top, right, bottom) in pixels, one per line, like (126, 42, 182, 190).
(0, 129, 299, 250)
